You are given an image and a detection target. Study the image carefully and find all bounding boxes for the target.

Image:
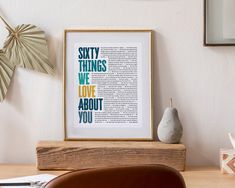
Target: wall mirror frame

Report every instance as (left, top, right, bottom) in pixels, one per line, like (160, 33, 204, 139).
(204, 0, 235, 46)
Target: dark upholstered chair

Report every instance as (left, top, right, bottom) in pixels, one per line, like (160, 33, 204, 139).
(44, 165, 186, 188)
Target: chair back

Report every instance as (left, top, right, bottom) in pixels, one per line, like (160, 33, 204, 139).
(45, 165, 186, 188)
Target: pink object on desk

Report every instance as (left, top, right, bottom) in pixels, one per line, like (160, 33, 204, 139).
(220, 149, 235, 174)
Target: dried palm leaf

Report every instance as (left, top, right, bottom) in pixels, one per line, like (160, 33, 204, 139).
(0, 50, 14, 102)
(0, 15, 53, 74)
(0, 15, 53, 102)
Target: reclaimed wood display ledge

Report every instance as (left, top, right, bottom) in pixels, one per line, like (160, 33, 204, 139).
(36, 141, 186, 171)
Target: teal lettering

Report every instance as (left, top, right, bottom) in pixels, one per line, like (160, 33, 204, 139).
(78, 73, 90, 85)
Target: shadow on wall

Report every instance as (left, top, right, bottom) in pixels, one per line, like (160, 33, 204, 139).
(0, 32, 63, 163)
(0, 116, 32, 163)
(153, 30, 178, 139)
(153, 29, 203, 166)
(6, 70, 23, 113)
(46, 33, 63, 80)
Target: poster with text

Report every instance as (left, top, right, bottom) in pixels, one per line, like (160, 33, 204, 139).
(74, 43, 143, 128)
(64, 31, 152, 140)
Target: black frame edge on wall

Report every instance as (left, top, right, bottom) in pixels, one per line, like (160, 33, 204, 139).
(203, 0, 235, 47)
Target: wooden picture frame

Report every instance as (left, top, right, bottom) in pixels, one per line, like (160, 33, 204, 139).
(204, 0, 235, 46)
(63, 29, 153, 140)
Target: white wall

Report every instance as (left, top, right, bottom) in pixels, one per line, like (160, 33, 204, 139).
(0, 0, 235, 166)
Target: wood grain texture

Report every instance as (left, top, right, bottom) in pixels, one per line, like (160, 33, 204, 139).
(36, 141, 186, 171)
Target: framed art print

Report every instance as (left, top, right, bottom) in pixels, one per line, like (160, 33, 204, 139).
(204, 0, 235, 46)
(63, 29, 153, 140)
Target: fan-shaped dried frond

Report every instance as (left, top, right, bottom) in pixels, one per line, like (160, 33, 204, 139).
(3, 24, 53, 74)
(0, 50, 14, 102)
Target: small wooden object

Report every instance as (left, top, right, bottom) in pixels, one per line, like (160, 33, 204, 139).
(36, 141, 186, 171)
(220, 149, 235, 174)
